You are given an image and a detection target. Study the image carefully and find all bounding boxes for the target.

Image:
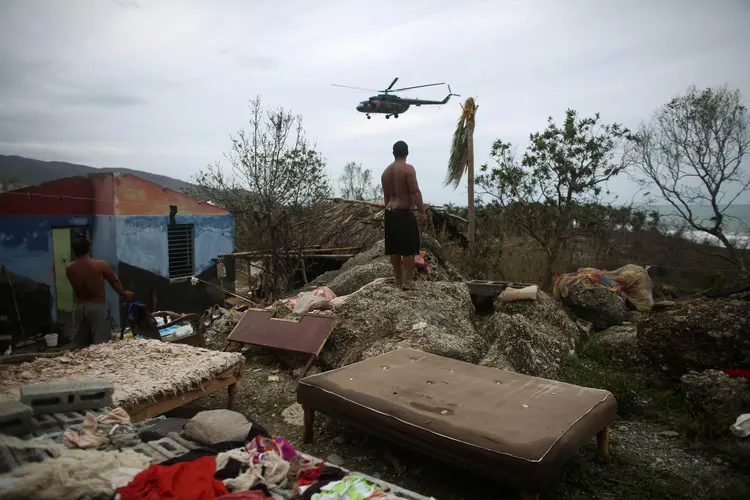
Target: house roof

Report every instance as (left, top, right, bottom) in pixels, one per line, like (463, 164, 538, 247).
(0, 172, 230, 217)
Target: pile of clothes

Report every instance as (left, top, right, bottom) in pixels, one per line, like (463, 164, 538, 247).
(116, 433, 404, 499)
(1, 407, 414, 500)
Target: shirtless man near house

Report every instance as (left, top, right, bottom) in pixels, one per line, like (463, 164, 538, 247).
(66, 238, 135, 349)
(380, 140, 427, 290)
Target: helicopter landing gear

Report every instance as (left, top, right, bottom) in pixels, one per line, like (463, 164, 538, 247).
(394, 114, 399, 119)
(385, 114, 391, 119)
(366, 114, 371, 119)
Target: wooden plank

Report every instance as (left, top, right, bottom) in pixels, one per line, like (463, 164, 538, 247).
(227, 309, 336, 356)
(124, 365, 243, 422)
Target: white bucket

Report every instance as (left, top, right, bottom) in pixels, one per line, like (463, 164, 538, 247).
(44, 333, 58, 347)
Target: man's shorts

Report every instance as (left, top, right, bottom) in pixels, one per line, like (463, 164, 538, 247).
(384, 208, 420, 257)
(72, 302, 112, 349)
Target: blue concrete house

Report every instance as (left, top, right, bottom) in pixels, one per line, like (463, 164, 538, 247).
(0, 172, 235, 339)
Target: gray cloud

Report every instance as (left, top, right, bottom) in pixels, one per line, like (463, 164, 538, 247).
(0, 0, 748, 204)
(113, 0, 140, 9)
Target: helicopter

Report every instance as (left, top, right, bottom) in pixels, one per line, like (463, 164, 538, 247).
(332, 77, 459, 119)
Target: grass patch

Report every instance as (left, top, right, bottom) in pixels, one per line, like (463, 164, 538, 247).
(561, 354, 702, 437)
(552, 451, 693, 500)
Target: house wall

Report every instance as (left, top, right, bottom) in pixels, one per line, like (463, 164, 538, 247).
(112, 174, 235, 324)
(0, 173, 235, 332)
(0, 175, 118, 327)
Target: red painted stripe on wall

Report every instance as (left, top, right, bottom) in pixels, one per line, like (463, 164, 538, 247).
(113, 174, 229, 216)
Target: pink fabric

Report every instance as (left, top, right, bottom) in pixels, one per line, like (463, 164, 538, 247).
(216, 492, 270, 499)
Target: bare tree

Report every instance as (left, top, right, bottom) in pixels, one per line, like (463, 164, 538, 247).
(476, 109, 631, 289)
(190, 95, 331, 296)
(631, 85, 750, 275)
(338, 161, 382, 201)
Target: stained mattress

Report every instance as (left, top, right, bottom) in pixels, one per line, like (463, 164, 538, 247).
(297, 348, 617, 492)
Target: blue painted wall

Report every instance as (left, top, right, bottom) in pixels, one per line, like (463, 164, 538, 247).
(116, 214, 234, 278)
(0, 214, 120, 324)
(0, 213, 233, 328)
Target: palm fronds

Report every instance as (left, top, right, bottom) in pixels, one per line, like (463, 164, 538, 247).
(445, 98, 477, 189)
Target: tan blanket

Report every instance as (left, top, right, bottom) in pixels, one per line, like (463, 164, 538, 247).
(0, 340, 244, 408)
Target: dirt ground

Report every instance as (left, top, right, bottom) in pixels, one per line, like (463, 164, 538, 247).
(172, 354, 750, 500)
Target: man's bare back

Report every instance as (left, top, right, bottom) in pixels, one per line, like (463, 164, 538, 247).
(381, 160, 425, 213)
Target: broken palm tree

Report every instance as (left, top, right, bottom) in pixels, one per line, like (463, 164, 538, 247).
(446, 97, 478, 245)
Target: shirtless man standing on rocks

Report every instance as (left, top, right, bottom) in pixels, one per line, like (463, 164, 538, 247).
(380, 140, 427, 290)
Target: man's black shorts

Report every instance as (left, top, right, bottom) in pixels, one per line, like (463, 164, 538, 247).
(384, 208, 420, 257)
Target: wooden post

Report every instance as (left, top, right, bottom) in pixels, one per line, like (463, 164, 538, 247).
(1, 265, 25, 341)
(597, 426, 610, 461)
(303, 406, 315, 444)
(227, 382, 238, 410)
(299, 258, 308, 285)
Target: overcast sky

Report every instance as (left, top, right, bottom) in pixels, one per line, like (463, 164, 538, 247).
(1, 0, 749, 206)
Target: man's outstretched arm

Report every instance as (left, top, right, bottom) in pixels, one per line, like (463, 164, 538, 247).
(101, 262, 135, 300)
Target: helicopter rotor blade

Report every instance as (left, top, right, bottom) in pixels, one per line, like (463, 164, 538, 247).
(391, 82, 446, 92)
(331, 84, 380, 92)
(384, 77, 399, 92)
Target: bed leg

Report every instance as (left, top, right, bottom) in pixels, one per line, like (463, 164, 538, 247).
(520, 493, 539, 500)
(227, 382, 237, 410)
(303, 406, 315, 444)
(597, 426, 610, 461)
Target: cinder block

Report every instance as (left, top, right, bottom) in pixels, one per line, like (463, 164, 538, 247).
(31, 413, 61, 431)
(0, 446, 19, 474)
(9, 447, 46, 466)
(167, 432, 199, 450)
(131, 442, 168, 463)
(147, 437, 189, 460)
(52, 411, 85, 427)
(20, 379, 114, 415)
(0, 401, 33, 436)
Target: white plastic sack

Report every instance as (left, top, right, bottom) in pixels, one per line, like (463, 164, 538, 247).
(500, 285, 539, 302)
(730, 414, 750, 438)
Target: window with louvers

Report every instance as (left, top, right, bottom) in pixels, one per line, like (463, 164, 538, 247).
(167, 224, 194, 278)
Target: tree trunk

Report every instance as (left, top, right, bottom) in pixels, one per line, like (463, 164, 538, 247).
(541, 251, 557, 291)
(466, 118, 476, 246)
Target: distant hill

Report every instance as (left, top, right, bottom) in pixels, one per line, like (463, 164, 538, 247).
(0, 155, 195, 193)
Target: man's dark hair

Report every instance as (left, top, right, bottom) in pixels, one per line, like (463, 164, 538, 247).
(72, 238, 91, 258)
(393, 140, 409, 158)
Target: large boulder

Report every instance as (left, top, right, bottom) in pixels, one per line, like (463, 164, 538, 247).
(325, 235, 462, 296)
(637, 298, 750, 377)
(562, 285, 629, 330)
(681, 369, 750, 433)
(320, 281, 485, 368)
(496, 289, 581, 346)
(481, 311, 575, 379)
(326, 257, 393, 296)
(583, 324, 648, 371)
(482, 290, 580, 379)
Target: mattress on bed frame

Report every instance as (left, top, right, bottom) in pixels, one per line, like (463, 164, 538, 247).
(297, 348, 617, 492)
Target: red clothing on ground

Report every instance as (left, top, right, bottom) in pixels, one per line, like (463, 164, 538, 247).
(724, 369, 750, 380)
(66, 256, 120, 303)
(118, 456, 229, 500)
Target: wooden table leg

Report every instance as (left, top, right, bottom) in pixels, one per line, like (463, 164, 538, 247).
(597, 426, 610, 461)
(303, 406, 315, 444)
(227, 382, 238, 410)
(520, 492, 539, 500)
